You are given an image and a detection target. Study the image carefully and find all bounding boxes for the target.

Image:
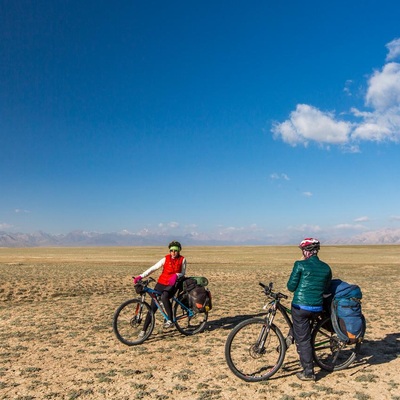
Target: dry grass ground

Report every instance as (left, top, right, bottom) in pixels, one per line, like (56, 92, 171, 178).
(0, 245, 399, 400)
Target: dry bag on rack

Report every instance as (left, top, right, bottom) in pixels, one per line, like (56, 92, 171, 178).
(329, 279, 366, 344)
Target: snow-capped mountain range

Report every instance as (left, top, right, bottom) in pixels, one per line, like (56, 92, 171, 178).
(1, 228, 400, 247)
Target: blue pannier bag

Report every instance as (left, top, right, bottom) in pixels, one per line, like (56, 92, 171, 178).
(329, 279, 366, 344)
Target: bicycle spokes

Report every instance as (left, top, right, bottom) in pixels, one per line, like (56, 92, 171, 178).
(174, 301, 208, 336)
(312, 316, 360, 371)
(225, 319, 286, 382)
(113, 299, 155, 346)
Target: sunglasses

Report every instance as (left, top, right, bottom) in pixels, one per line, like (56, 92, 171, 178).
(169, 249, 179, 252)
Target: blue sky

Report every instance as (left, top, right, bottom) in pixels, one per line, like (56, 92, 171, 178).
(1, 1, 400, 244)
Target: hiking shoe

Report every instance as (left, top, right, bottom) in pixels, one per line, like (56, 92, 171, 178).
(163, 320, 173, 329)
(296, 371, 316, 381)
(138, 330, 145, 339)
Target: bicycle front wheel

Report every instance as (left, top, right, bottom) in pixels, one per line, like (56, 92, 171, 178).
(113, 299, 155, 345)
(173, 297, 208, 336)
(225, 318, 286, 382)
(312, 315, 361, 371)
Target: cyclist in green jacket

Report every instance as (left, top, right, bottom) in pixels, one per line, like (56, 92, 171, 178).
(287, 238, 332, 381)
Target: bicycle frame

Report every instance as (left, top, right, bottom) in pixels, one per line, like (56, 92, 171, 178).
(263, 296, 293, 338)
(266, 299, 293, 329)
(139, 285, 196, 323)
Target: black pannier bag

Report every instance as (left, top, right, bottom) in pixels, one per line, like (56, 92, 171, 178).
(182, 276, 212, 313)
(188, 286, 212, 313)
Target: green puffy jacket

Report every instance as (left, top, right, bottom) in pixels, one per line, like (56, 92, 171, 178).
(287, 255, 332, 307)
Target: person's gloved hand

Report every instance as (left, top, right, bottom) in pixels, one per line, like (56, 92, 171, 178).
(134, 276, 142, 284)
(168, 274, 178, 286)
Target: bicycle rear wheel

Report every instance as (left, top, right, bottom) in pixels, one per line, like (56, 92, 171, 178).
(113, 299, 154, 345)
(225, 318, 286, 382)
(173, 295, 208, 335)
(312, 315, 361, 371)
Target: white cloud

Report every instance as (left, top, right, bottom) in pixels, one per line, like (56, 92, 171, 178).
(351, 119, 394, 141)
(157, 221, 179, 231)
(365, 63, 400, 110)
(0, 223, 13, 230)
(351, 61, 400, 142)
(333, 223, 366, 230)
(272, 104, 352, 147)
(213, 224, 268, 242)
(270, 172, 290, 181)
(354, 216, 369, 222)
(342, 144, 361, 153)
(15, 209, 30, 214)
(302, 191, 313, 197)
(288, 224, 322, 233)
(272, 38, 400, 148)
(343, 79, 353, 96)
(386, 38, 400, 61)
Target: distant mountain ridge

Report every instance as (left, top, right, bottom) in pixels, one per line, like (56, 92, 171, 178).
(1, 228, 400, 247)
(0, 230, 168, 248)
(0, 230, 245, 247)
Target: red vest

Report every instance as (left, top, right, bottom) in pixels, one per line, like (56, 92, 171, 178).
(158, 254, 184, 285)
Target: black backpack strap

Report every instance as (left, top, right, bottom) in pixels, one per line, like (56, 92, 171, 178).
(330, 300, 351, 343)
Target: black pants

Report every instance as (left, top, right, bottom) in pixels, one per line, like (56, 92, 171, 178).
(291, 306, 320, 374)
(143, 282, 176, 331)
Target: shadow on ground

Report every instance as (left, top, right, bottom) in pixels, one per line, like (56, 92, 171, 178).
(207, 313, 267, 331)
(355, 332, 400, 367)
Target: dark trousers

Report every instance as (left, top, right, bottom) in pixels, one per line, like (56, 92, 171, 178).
(291, 306, 320, 374)
(143, 282, 176, 331)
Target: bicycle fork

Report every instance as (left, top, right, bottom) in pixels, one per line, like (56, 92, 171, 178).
(254, 309, 276, 354)
(133, 301, 145, 325)
(133, 294, 151, 325)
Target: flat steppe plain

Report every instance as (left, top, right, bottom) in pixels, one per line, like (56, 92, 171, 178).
(0, 245, 399, 399)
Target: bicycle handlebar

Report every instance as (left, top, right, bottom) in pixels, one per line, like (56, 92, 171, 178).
(259, 282, 288, 300)
(133, 276, 155, 289)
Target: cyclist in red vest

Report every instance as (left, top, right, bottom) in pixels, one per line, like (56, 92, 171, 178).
(134, 241, 186, 332)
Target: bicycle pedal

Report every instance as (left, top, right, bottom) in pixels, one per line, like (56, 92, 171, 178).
(285, 335, 294, 348)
